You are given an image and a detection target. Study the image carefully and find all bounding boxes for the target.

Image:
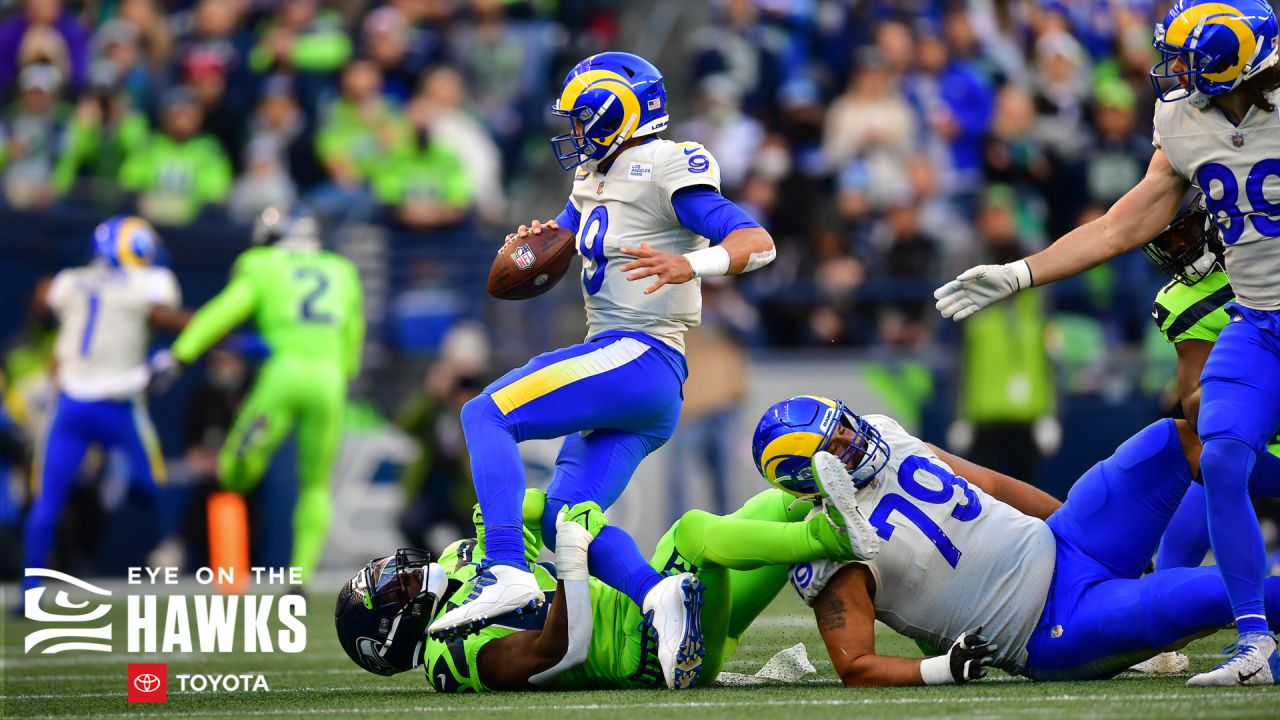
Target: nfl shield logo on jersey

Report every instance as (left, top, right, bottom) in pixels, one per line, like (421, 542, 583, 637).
(511, 244, 536, 270)
(1232, 131, 1245, 148)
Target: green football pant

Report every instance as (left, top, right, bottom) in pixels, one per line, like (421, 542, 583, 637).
(651, 489, 849, 683)
(219, 356, 346, 582)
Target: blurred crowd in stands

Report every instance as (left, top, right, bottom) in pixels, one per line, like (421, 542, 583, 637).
(1, 0, 1252, 549)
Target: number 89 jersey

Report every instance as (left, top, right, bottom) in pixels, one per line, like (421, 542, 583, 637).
(568, 139, 722, 353)
(1154, 96, 1280, 310)
(794, 415, 1057, 675)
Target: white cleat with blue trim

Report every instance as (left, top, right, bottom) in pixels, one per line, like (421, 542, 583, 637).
(1186, 632, 1279, 687)
(427, 563, 544, 641)
(643, 572, 705, 689)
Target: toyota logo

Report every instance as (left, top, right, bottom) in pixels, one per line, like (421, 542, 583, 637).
(133, 674, 161, 693)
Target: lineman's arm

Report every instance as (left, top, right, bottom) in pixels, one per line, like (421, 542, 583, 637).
(936, 150, 1188, 320)
(815, 565, 931, 686)
(171, 275, 257, 364)
(1174, 338, 1213, 436)
(475, 581, 570, 690)
(927, 444, 1061, 520)
(148, 306, 191, 332)
(816, 565, 995, 687)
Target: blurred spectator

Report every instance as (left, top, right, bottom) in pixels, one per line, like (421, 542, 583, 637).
(826, 51, 917, 217)
(375, 97, 473, 231)
(1084, 80, 1149, 207)
(228, 135, 297, 222)
(53, 59, 150, 206)
(90, 20, 155, 111)
(116, 0, 174, 74)
(665, 278, 757, 523)
(983, 84, 1051, 209)
(311, 59, 409, 225)
(119, 87, 232, 226)
(249, 0, 353, 74)
(362, 5, 428, 104)
(675, 74, 764, 195)
(1, 62, 65, 210)
(396, 322, 489, 551)
(950, 187, 1058, 483)
(0, 0, 90, 95)
(246, 73, 317, 189)
(415, 65, 505, 224)
(691, 0, 786, 114)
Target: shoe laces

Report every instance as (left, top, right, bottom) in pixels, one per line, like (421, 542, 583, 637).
(464, 567, 499, 603)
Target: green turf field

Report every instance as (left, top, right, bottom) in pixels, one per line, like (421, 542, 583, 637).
(3, 589, 1278, 720)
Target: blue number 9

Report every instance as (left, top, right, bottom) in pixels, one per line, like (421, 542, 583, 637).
(579, 206, 609, 296)
(1246, 158, 1280, 238)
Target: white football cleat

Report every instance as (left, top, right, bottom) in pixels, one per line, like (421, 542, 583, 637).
(427, 563, 544, 641)
(811, 451, 882, 560)
(1129, 651, 1189, 674)
(1186, 633, 1279, 687)
(642, 572, 705, 689)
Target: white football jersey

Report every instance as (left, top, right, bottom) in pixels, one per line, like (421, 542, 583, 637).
(789, 415, 1056, 676)
(568, 138, 723, 352)
(1154, 94, 1280, 310)
(48, 264, 180, 400)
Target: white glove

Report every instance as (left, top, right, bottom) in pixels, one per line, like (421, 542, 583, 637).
(553, 507, 596, 582)
(934, 260, 1032, 321)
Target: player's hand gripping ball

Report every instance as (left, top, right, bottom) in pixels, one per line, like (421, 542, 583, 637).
(487, 219, 577, 300)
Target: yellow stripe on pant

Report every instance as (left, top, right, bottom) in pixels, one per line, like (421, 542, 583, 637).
(491, 338, 650, 415)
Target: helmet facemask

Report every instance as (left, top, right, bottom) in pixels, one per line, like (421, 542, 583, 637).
(335, 548, 448, 676)
(1143, 194, 1223, 286)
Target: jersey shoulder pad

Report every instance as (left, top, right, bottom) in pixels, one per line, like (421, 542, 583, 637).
(653, 139, 721, 195)
(1153, 272, 1233, 343)
(789, 558, 858, 607)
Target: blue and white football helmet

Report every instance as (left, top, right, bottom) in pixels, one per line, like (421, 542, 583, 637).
(752, 396, 890, 497)
(91, 215, 161, 267)
(549, 52, 669, 171)
(1151, 0, 1279, 102)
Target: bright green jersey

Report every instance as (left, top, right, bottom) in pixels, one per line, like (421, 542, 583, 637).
(1151, 270, 1234, 345)
(173, 244, 364, 376)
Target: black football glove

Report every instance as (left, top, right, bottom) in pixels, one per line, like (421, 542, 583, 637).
(946, 626, 997, 682)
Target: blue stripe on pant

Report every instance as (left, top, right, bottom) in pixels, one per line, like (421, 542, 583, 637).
(1025, 420, 1280, 680)
(23, 393, 163, 591)
(461, 331, 685, 606)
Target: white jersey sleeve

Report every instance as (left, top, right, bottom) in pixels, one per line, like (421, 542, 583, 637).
(655, 141, 722, 206)
(1152, 95, 1280, 310)
(793, 415, 1056, 677)
(143, 267, 181, 309)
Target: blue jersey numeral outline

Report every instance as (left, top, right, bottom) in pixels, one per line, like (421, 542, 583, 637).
(579, 205, 609, 296)
(867, 455, 982, 568)
(1197, 158, 1280, 244)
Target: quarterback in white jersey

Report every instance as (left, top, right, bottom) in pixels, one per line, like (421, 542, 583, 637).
(428, 52, 776, 691)
(934, 0, 1280, 685)
(22, 216, 187, 594)
(754, 396, 1280, 686)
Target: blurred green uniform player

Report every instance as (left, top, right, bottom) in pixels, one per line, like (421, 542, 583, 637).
(1152, 270, 1280, 453)
(172, 236, 364, 580)
(425, 489, 852, 692)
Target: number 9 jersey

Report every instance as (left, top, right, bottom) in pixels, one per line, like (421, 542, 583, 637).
(790, 415, 1056, 676)
(1153, 96, 1280, 310)
(567, 139, 722, 352)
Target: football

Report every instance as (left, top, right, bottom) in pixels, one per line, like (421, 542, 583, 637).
(487, 226, 577, 300)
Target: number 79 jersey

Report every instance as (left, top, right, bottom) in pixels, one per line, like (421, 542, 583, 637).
(794, 415, 1057, 675)
(1153, 96, 1280, 310)
(568, 139, 722, 353)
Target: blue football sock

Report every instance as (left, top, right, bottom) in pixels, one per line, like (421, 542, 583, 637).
(588, 525, 664, 607)
(460, 394, 527, 567)
(1202, 436, 1268, 636)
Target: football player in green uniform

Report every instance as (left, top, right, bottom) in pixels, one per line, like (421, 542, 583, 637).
(334, 477, 874, 691)
(1146, 197, 1280, 572)
(160, 207, 364, 583)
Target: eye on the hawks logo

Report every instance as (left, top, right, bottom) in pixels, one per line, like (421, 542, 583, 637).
(511, 244, 536, 270)
(128, 663, 168, 703)
(23, 568, 113, 654)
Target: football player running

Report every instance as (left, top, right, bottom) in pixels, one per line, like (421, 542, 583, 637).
(336, 486, 870, 691)
(754, 396, 1280, 685)
(427, 52, 776, 689)
(22, 217, 185, 595)
(1144, 199, 1280, 573)
(934, 0, 1280, 685)
(158, 207, 364, 587)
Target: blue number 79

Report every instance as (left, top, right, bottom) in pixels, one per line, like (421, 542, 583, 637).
(867, 456, 981, 568)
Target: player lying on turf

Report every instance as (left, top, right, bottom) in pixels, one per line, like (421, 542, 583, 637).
(335, 485, 875, 692)
(753, 396, 1280, 686)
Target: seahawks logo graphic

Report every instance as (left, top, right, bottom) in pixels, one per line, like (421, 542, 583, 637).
(23, 569, 113, 654)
